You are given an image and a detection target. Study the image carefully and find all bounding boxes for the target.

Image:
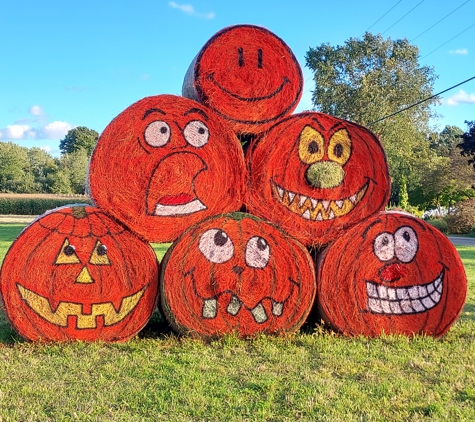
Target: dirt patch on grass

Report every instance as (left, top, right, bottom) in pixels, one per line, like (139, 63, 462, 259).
(0, 215, 37, 224)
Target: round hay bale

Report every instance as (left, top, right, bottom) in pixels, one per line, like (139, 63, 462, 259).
(316, 211, 467, 337)
(247, 112, 390, 247)
(182, 24, 303, 137)
(88, 94, 247, 243)
(0, 205, 159, 342)
(160, 212, 316, 338)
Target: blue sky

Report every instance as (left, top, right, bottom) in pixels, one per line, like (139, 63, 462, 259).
(1, 0, 474, 156)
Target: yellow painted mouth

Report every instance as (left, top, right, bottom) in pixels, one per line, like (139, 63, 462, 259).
(17, 284, 146, 329)
(271, 181, 368, 221)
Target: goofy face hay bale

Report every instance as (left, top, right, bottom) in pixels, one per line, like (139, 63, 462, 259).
(247, 112, 390, 247)
(0, 205, 159, 342)
(160, 213, 316, 338)
(316, 211, 467, 337)
(182, 24, 303, 137)
(88, 94, 246, 243)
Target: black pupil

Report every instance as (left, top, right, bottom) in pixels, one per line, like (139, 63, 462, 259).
(214, 230, 228, 247)
(160, 126, 168, 134)
(403, 231, 411, 242)
(334, 143, 343, 158)
(97, 244, 107, 256)
(308, 141, 319, 154)
(256, 237, 267, 251)
(382, 236, 389, 246)
(198, 127, 205, 135)
(64, 245, 75, 256)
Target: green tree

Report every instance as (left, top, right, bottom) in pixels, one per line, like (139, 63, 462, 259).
(26, 147, 59, 192)
(59, 126, 99, 156)
(457, 120, 475, 170)
(51, 149, 89, 194)
(0, 142, 29, 192)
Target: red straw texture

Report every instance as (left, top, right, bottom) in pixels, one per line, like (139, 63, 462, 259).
(88, 94, 247, 243)
(0, 205, 159, 342)
(247, 112, 390, 247)
(316, 211, 467, 337)
(182, 24, 303, 137)
(160, 212, 316, 338)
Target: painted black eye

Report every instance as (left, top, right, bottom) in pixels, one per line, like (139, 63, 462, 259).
(64, 245, 76, 256)
(245, 236, 270, 269)
(184, 120, 209, 147)
(144, 120, 171, 147)
(308, 141, 319, 154)
(334, 143, 343, 158)
(394, 226, 418, 263)
(97, 244, 107, 256)
(199, 229, 234, 264)
(373, 232, 395, 262)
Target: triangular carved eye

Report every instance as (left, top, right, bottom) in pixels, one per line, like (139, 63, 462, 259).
(89, 241, 110, 265)
(55, 238, 80, 265)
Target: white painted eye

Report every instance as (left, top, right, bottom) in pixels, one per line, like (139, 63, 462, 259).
(245, 236, 270, 269)
(394, 226, 418, 263)
(373, 232, 395, 262)
(144, 121, 171, 147)
(184, 120, 209, 147)
(198, 229, 234, 263)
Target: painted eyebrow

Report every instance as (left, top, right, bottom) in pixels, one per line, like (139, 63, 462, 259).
(184, 108, 208, 120)
(142, 108, 166, 120)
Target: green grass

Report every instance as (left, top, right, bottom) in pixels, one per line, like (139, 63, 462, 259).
(0, 224, 474, 421)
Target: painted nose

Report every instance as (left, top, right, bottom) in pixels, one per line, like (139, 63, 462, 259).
(76, 266, 94, 284)
(379, 263, 407, 283)
(306, 161, 345, 188)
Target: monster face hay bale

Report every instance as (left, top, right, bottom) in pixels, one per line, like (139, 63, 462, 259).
(247, 112, 390, 247)
(88, 94, 247, 243)
(0, 205, 159, 342)
(160, 212, 316, 338)
(182, 24, 303, 137)
(316, 211, 467, 337)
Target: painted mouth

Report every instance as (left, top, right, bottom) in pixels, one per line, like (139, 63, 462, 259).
(17, 283, 147, 329)
(365, 270, 444, 315)
(271, 181, 368, 221)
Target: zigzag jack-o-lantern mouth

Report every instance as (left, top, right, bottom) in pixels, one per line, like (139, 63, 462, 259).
(17, 283, 147, 329)
(271, 181, 368, 221)
(365, 270, 444, 315)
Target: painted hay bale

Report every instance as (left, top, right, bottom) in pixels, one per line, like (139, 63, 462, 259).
(88, 94, 247, 243)
(160, 212, 316, 338)
(247, 112, 390, 247)
(182, 24, 303, 137)
(316, 211, 467, 337)
(0, 205, 159, 342)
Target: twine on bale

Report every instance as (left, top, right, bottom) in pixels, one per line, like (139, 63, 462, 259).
(88, 94, 247, 243)
(316, 211, 467, 337)
(160, 212, 316, 339)
(182, 24, 303, 138)
(247, 111, 391, 248)
(0, 205, 159, 342)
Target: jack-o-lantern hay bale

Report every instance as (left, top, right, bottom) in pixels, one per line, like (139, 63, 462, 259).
(247, 112, 390, 247)
(316, 211, 467, 337)
(160, 212, 316, 338)
(0, 205, 159, 342)
(182, 24, 303, 137)
(88, 94, 247, 243)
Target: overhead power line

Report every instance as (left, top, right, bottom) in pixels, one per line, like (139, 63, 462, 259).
(381, 0, 425, 35)
(420, 22, 475, 59)
(363, 0, 403, 34)
(368, 75, 475, 126)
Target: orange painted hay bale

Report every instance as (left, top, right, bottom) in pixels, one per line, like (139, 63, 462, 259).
(182, 24, 303, 137)
(160, 212, 316, 338)
(88, 94, 247, 243)
(247, 112, 390, 247)
(316, 211, 467, 337)
(0, 205, 159, 342)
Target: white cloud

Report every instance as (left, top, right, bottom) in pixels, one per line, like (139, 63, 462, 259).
(446, 90, 475, 106)
(41, 121, 74, 139)
(0, 124, 36, 140)
(449, 48, 468, 55)
(168, 1, 214, 19)
(29, 105, 45, 116)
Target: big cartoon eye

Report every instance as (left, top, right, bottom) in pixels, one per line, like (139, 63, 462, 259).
(55, 238, 80, 265)
(298, 126, 325, 164)
(328, 129, 351, 165)
(199, 229, 234, 263)
(184, 120, 209, 147)
(144, 121, 171, 147)
(245, 236, 270, 269)
(89, 241, 111, 265)
(373, 232, 395, 262)
(394, 226, 418, 263)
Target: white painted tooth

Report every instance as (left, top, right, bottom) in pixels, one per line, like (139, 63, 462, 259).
(427, 282, 435, 294)
(251, 303, 268, 323)
(418, 285, 428, 298)
(388, 288, 397, 301)
(349, 194, 357, 204)
(316, 212, 324, 221)
(380, 299, 391, 314)
(322, 200, 330, 211)
(422, 296, 435, 310)
(400, 299, 413, 314)
(202, 299, 217, 319)
(377, 284, 389, 299)
(226, 295, 241, 316)
(411, 299, 425, 313)
(368, 298, 383, 313)
(431, 291, 441, 304)
(302, 209, 311, 220)
(299, 195, 308, 208)
(366, 282, 378, 298)
(397, 288, 409, 300)
(288, 192, 296, 204)
(436, 279, 443, 293)
(272, 301, 284, 317)
(389, 301, 403, 314)
(336, 200, 344, 209)
(408, 286, 419, 300)
(276, 186, 284, 199)
(310, 198, 318, 209)
(328, 210, 335, 220)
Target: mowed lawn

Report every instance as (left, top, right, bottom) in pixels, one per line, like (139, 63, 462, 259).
(0, 223, 474, 421)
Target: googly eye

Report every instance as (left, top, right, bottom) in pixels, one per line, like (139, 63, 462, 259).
(373, 232, 395, 262)
(394, 226, 418, 263)
(184, 120, 209, 147)
(245, 236, 270, 269)
(144, 121, 171, 147)
(198, 229, 234, 263)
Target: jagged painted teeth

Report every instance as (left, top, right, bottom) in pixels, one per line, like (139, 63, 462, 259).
(202, 298, 217, 319)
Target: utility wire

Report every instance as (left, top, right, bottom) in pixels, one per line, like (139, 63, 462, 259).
(381, 0, 425, 35)
(420, 22, 475, 59)
(363, 0, 403, 34)
(368, 75, 475, 126)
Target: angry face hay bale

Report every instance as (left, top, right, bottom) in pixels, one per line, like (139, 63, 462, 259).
(182, 24, 303, 137)
(0, 205, 159, 342)
(247, 112, 390, 247)
(88, 94, 247, 243)
(160, 212, 316, 338)
(316, 211, 467, 337)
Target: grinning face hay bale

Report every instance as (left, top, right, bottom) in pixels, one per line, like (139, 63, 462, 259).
(0, 205, 159, 342)
(247, 112, 390, 247)
(182, 24, 303, 137)
(316, 211, 467, 337)
(88, 94, 247, 243)
(160, 212, 316, 338)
